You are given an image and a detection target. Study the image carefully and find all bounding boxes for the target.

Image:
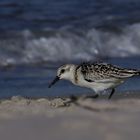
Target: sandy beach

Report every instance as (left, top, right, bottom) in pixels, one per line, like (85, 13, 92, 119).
(0, 92, 140, 140)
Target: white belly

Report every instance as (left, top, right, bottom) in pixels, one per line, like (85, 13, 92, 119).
(72, 74, 124, 93)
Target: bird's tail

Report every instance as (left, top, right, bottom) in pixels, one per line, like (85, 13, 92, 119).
(133, 70, 140, 76)
(120, 69, 140, 78)
(126, 69, 140, 76)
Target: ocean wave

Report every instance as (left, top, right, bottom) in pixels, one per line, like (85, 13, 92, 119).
(0, 23, 140, 66)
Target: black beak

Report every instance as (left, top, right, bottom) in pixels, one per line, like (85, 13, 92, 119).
(48, 76, 60, 88)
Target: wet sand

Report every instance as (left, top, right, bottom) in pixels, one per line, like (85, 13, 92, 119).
(0, 92, 140, 140)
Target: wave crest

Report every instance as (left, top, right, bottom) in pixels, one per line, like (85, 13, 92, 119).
(0, 24, 140, 66)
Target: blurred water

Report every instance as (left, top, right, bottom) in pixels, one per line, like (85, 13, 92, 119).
(0, 0, 140, 30)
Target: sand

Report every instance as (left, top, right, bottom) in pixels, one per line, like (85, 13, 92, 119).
(0, 93, 140, 140)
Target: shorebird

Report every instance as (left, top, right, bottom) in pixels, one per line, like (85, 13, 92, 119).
(48, 62, 140, 99)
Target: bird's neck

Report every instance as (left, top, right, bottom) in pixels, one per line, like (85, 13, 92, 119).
(68, 65, 79, 84)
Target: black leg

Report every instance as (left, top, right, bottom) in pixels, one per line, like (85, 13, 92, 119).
(84, 94, 99, 99)
(108, 88, 115, 99)
(69, 95, 78, 102)
(69, 94, 99, 101)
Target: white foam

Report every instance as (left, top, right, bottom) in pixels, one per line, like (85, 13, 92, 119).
(1, 24, 140, 66)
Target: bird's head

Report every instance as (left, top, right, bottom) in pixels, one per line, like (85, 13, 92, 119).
(48, 64, 76, 88)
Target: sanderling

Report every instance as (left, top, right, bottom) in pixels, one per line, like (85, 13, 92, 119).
(48, 62, 140, 99)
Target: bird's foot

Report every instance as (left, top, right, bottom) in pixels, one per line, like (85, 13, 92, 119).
(60, 95, 79, 107)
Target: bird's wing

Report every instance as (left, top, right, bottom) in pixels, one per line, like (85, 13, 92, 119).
(80, 62, 138, 82)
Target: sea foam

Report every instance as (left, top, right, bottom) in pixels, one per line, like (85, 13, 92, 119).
(0, 23, 140, 66)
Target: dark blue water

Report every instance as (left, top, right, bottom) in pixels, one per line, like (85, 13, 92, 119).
(0, 0, 140, 30)
(0, 0, 140, 98)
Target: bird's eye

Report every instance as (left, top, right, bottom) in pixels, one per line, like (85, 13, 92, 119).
(61, 69, 65, 73)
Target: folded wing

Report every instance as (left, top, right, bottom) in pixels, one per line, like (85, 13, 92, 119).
(80, 62, 140, 83)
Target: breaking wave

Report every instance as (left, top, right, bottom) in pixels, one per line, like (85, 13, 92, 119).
(1, 23, 140, 66)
